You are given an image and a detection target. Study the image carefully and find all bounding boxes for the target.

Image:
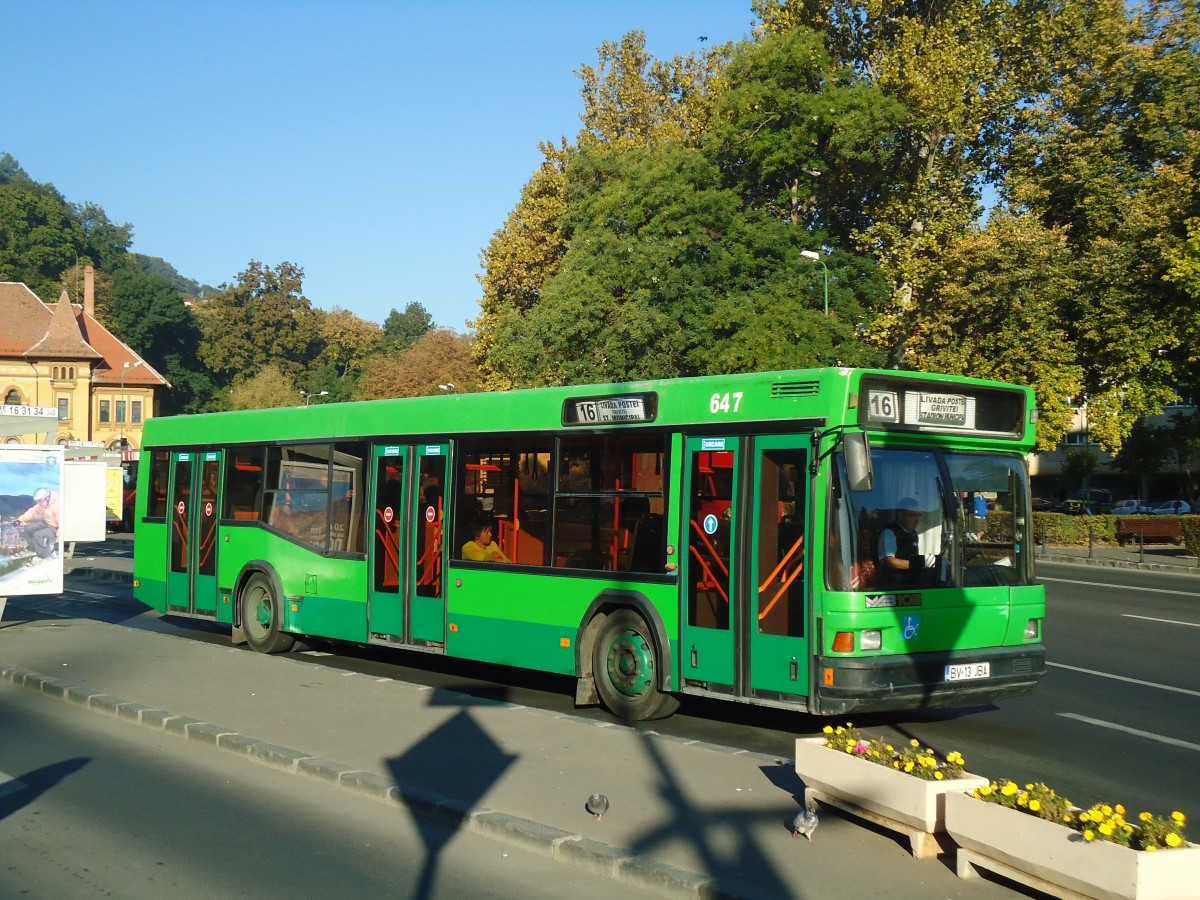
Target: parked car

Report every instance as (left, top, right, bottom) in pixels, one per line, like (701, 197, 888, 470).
(1061, 488, 1113, 515)
(1148, 500, 1192, 516)
(1032, 497, 1056, 512)
(1111, 499, 1154, 515)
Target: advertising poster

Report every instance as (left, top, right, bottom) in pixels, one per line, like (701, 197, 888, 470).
(0, 445, 65, 596)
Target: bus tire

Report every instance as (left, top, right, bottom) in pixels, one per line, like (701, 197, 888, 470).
(591, 608, 678, 721)
(239, 572, 295, 654)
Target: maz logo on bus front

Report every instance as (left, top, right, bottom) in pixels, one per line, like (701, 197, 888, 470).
(709, 392, 743, 414)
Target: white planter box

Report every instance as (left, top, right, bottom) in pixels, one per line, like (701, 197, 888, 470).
(794, 737, 987, 858)
(945, 790, 1200, 900)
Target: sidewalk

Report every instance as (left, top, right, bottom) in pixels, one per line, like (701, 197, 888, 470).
(1037, 542, 1200, 575)
(5, 547, 1020, 899)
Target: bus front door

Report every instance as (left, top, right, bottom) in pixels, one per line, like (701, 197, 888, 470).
(680, 436, 811, 703)
(680, 437, 739, 689)
(165, 450, 222, 617)
(746, 436, 810, 701)
(368, 445, 408, 640)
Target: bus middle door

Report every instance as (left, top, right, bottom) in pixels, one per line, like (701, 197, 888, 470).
(680, 437, 739, 690)
(165, 450, 222, 617)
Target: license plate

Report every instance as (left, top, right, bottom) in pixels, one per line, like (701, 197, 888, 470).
(945, 662, 990, 681)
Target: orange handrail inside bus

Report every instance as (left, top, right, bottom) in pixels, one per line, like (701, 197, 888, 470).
(757, 535, 804, 621)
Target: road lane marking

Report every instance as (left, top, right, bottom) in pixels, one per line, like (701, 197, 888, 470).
(1122, 614, 1200, 628)
(1047, 662, 1200, 697)
(0, 771, 27, 798)
(1057, 714, 1200, 753)
(63, 589, 118, 600)
(1040, 576, 1200, 597)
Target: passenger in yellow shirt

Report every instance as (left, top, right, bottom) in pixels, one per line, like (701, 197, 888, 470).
(462, 522, 510, 563)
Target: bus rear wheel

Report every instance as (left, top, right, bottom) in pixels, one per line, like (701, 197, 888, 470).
(240, 573, 295, 654)
(591, 609, 679, 721)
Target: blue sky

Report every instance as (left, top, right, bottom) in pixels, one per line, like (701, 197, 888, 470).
(7, 1, 756, 332)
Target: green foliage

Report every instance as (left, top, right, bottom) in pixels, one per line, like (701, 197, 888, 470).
(196, 261, 321, 388)
(382, 301, 434, 351)
(227, 364, 299, 410)
(1031, 513, 1118, 547)
(106, 268, 216, 414)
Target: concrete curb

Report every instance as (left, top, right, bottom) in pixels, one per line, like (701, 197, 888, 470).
(1038, 552, 1200, 576)
(63, 566, 134, 583)
(0, 662, 739, 899)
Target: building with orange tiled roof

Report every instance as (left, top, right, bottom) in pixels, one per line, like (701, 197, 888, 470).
(1, 266, 170, 450)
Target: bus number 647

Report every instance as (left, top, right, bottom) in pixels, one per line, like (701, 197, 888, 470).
(710, 392, 743, 414)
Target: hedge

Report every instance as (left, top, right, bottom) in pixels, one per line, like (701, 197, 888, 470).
(1033, 513, 1200, 556)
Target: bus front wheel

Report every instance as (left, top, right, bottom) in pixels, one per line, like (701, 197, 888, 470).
(591, 609, 678, 721)
(240, 573, 295, 654)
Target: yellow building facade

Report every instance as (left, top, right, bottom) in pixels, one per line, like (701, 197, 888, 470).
(1, 270, 169, 450)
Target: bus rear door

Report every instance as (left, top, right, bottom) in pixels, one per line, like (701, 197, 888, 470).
(165, 450, 222, 617)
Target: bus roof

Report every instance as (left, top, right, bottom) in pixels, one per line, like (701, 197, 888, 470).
(141, 368, 1036, 450)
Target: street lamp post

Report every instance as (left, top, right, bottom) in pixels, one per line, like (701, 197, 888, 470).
(301, 390, 329, 407)
(800, 249, 829, 316)
(120, 360, 144, 448)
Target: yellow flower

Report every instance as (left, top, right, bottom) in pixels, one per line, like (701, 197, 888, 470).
(1084, 830, 1095, 842)
(910, 738, 919, 748)
(1146, 845, 1158, 852)
(1099, 822, 1114, 837)
(1001, 781, 1018, 797)
(823, 725, 833, 734)
(1140, 812, 1153, 823)
(1115, 804, 1125, 815)
(934, 771, 944, 780)
(1029, 799, 1041, 812)
(1172, 811, 1187, 826)
(1101, 805, 1113, 817)
(904, 761, 914, 772)
(1166, 833, 1183, 848)
(978, 785, 992, 796)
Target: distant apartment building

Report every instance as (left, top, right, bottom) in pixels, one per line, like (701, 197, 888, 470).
(1029, 389, 1198, 504)
(0, 267, 169, 451)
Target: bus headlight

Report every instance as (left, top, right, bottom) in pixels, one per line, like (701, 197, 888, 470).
(1023, 618, 1040, 640)
(860, 629, 882, 651)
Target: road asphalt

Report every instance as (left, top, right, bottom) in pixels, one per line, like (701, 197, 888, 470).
(1, 538, 1194, 898)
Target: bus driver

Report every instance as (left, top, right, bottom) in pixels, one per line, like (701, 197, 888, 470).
(877, 497, 937, 587)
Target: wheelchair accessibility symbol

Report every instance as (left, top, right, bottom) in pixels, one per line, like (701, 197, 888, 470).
(702, 514, 719, 535)
(902, 615, 920, 641)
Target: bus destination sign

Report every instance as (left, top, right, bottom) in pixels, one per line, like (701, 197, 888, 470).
(865, 387, 976, 430)
(915, 392, 971, 428)
(563, 392, 657, 426)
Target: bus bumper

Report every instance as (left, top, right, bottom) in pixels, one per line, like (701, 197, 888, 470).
(813, 645, 1046, 716)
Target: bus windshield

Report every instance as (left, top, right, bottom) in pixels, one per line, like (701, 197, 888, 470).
(827, 447, 1034, 591)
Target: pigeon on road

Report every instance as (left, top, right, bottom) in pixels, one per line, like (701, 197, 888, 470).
(585, 793, 609, 820)
(792, 805, 818, 841)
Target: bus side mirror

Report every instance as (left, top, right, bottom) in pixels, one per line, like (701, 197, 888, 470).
(844, 432, 874, 492)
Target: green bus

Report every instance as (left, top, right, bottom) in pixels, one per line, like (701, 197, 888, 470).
(132, 368, 1046, 720)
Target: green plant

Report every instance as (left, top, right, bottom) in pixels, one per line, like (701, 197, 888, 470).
(972, 780, 1191, 851)
(973, 779, 1074, 823)
(821, 723, 967, 781)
